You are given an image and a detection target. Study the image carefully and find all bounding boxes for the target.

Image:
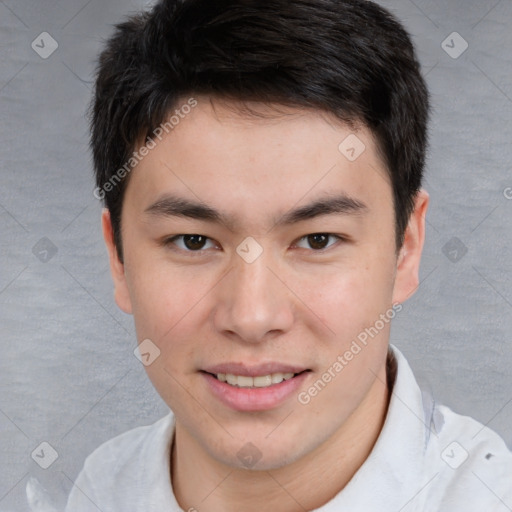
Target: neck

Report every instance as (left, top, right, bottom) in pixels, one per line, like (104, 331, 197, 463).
(171, 356, 392, 512)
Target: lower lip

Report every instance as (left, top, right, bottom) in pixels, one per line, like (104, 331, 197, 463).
(201, 371, 310, 412)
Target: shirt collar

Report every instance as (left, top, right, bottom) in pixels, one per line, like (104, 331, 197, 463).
(318, 344, 433, 511)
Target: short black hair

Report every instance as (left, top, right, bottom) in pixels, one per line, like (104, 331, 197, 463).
(91, 0, 430, 260)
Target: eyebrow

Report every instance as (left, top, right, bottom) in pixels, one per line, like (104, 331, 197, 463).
(144, 193, 368, 230)
(278, 195, 367, 225)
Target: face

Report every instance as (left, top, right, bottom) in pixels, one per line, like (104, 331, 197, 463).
(103, 97, 427, 470)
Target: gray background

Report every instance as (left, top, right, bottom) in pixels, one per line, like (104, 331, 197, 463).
(1, 0, 511, 510)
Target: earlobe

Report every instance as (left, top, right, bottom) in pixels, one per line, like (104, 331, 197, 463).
(392, 189, 429, 304)
(101, 209, 133, 314)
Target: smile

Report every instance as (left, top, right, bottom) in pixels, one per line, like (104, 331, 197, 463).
(200, 369, 311, 411)
(214, 372, 297, 388)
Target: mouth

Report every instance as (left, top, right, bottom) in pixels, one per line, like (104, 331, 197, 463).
(202, 370, 310, 389)
(199, 366, 312, 411)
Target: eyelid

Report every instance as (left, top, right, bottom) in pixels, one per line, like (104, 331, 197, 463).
(292, 233, 347, 251)
(163, 234, 220, 253)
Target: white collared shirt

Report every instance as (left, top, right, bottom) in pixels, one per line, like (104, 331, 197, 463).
(65, 345, 512, 511)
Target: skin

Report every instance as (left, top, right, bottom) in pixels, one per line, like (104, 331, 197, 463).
(102, 96, 428, 512)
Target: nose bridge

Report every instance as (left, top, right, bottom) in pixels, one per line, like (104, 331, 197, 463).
(235, 250, 271, 297)
(213, 243, 293, 341)
(231, 248, 277, 315)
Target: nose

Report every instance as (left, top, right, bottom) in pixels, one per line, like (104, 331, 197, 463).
(212, 249, 294, 343)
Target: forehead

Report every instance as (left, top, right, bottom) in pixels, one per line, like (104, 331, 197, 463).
(125, 97, 392, 226)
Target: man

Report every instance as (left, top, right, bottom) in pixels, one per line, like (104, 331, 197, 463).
(66, 0, 512, 510)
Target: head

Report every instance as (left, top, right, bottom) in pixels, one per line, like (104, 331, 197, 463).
(92, 0, 430, 471)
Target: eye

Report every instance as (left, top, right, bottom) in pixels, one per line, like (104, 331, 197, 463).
(166, 234, 218, 252)
(294, 233, 341, 251)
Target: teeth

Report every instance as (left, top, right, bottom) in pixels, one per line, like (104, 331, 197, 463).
(271, 373, 284, 384)
(254, 375, 272, 387)
(217, 372, 295, 388)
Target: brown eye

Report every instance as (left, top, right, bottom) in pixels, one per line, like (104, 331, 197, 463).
(182, 235, 208, 250)
(165, 234, 217, 252)
(308, 233, 331, 250)
(295, 233, 340, 251)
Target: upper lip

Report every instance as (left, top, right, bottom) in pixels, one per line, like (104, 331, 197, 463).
(202, 362, 309, 377)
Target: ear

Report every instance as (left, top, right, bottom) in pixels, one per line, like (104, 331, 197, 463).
(392, 189, 429, 304)
(101, 209, 133, 314)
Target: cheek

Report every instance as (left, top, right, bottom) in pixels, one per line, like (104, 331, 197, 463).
(126, 262, 202, 343)
(293, 254, 395, 340)
(127, 268, 204, 404)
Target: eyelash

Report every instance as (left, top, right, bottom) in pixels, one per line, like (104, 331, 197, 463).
(294, 234, 343, 251)
(164, 235, 219, 254)
(162, 233, 345, 254)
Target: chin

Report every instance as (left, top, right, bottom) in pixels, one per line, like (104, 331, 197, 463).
(209, 432, 310, 472)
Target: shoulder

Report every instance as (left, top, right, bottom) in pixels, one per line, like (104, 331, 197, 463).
(389, 346, 511, 510)
(65, 413, 175, 512)
(426, 399, 512, 509)
(85, 413, 173, 469)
